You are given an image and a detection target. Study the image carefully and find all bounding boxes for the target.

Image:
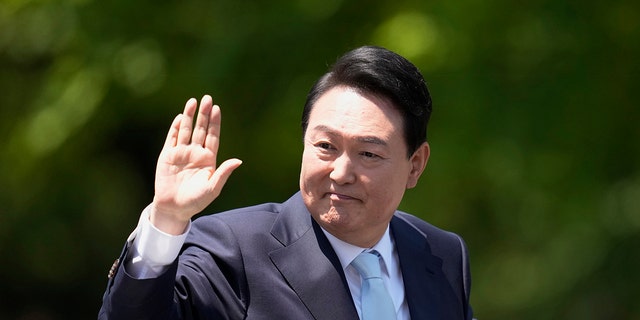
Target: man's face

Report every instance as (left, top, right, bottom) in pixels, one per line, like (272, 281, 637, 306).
(299, 86, 429, 247)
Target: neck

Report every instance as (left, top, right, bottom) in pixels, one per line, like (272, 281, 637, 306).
(316, 220, 389, 248)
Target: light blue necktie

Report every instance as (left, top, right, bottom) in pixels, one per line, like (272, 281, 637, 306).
(351, 251, 396, 320)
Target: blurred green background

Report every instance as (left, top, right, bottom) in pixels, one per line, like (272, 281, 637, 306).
(1, 0, 638, 319)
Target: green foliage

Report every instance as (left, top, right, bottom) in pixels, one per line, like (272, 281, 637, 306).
(1, 0, 638, 319)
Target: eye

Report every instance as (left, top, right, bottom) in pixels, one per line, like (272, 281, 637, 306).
(361, 151, 380, 159)
(314, 141, 336, 152)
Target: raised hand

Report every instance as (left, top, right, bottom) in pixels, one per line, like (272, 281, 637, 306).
(150, 95, 242, 235)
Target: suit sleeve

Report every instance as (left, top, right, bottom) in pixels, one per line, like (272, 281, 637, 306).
(98, 243, 181, 320)
(98, 216, 248, 320)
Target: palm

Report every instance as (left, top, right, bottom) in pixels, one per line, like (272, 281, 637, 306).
(156, 144, 217, 214)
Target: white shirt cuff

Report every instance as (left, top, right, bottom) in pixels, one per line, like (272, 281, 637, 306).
(125, 204, 191, 279)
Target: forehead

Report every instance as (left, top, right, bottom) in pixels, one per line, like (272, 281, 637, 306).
(307, 86, 404, 138)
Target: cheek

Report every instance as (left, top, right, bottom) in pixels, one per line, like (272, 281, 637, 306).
(300, 154, 323, 190)
(366, 173, 407, 208)
(301, 151, 327, 175)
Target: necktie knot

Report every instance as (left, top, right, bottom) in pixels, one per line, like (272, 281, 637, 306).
(351, 251, 383, 279)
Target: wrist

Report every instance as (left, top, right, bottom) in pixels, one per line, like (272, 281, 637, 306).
(148, 202, 191, 235)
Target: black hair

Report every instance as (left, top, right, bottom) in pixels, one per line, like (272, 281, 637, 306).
(301, 46, 432, 158)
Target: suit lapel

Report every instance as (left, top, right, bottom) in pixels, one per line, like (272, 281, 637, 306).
(391, 215, 444, 320)
(268, 193, 358, 319)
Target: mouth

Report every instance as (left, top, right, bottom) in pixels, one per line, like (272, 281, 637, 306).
(326, 192, 359, 202)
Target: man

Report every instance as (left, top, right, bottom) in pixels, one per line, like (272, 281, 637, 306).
(99, 46, 474, 319)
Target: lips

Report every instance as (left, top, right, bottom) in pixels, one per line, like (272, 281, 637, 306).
(326, 192, 359, 202)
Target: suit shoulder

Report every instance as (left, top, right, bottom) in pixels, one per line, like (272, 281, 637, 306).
(393, 211, 456, 236)
(194, 202, 282, 223)
(393, 211, 468, 252)
(393, 211, 473, 318)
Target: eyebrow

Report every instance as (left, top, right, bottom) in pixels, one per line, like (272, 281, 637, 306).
(311, 125, 388, 146)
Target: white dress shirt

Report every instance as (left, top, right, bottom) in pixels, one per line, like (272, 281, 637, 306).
(127, 207, 410, 319)
(125, 205, 190, 278)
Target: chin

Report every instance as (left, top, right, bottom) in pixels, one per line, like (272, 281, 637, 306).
(318, 206, 355, 226)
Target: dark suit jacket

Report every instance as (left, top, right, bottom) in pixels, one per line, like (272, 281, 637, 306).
(98, 192, 473, 319)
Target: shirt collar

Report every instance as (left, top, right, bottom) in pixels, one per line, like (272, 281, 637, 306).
(321, 225, 393, 272)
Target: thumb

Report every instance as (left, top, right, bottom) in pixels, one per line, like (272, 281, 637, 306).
(209, 158, 243, 197)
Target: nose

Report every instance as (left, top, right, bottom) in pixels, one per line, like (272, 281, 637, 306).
(329, 152, 356, 185)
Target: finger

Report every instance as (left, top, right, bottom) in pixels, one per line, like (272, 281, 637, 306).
(208, 158, 243, 198)
(204, 104, 222, 153)
(192, 95, 213, 147)
(177, 98, 198, 145)
(164, 114, 183, 148)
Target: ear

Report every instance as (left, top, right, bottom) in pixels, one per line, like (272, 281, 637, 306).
(406, 142, 430, 189)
